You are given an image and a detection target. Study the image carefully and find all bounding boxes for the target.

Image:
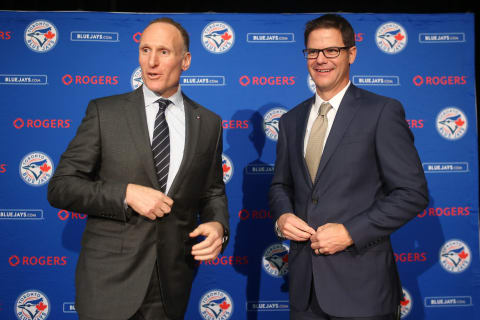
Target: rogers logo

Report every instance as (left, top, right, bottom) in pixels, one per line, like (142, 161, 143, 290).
(0, 31, 11, 40)
(13, 118, 71, 129)
(62, 74, 119, 86)
(198, 255, 248, 266)
(395, 252, 427, 263)
(406, 119, 424, 128)
(239, 75, 295, 87)
(8, 255, 67, 267)
(417, 206, 470, 218)
(238, 209, 272, 221)
(58, 210, 87, 221)
(0, 163, 6, 173)
(222, 120, 249, 129)
(413, 75, 467, 87)
(133, 32, 142, 43)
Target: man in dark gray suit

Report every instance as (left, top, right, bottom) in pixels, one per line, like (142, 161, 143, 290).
(269, 14, 428, 320)
(48, 17, 229, 320)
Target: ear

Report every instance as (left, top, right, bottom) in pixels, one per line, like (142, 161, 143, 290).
(348, 46, 357, 65)
(182, 52, 191, 71)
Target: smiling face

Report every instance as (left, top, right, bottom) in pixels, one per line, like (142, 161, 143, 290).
(306, 28, 356, 101)
(139, 22, 191, 97)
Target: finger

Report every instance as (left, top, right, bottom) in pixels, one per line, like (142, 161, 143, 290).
(189, 225, 204, 238)
(192, 241, 222, 256)
(192, 233, 220, 251)
(162, 195, 174, 207)
(284, 224, 314, 240)
(290, 219, 316, 235)
(193, 247, 222, 261)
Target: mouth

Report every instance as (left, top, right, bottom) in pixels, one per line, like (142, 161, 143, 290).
(314, 68, 333, 74)
(146, 72, 162, 80)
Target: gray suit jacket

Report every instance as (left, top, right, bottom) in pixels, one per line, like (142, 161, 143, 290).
(269, 85, 428, 317)
(48, 87, 229, 319)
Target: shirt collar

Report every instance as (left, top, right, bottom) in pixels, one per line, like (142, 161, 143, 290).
(142, 84, 183, 110)
(313, 81, 351, 113)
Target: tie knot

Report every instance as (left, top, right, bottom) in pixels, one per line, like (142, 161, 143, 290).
(319, 102, 332, 117)
(157, 98, 171, 111)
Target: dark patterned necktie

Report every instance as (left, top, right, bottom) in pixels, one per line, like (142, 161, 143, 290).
(151, 99, 171, 193)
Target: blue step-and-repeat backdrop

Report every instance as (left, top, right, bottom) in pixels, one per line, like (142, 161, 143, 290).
(0, 11, 478, 320)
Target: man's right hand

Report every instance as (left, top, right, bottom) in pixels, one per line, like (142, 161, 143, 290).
(277, 213, 316, 241)
(125, 184, 174, 220)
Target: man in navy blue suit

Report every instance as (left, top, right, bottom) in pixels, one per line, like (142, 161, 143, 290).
(269, 14, 428, 320)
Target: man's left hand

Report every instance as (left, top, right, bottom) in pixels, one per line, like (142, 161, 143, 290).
(189, 221, 224, 261)
(310, 223, 353, 255)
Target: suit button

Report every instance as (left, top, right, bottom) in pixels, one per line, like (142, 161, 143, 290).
(312, 199, 318, 204)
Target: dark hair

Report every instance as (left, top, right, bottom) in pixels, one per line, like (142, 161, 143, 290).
(147, 17, 190, 52)
(304, 14, 355, 48)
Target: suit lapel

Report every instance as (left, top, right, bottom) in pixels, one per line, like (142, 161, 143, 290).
(122, 87, 160, 188)
(296, 97, 315, 188)
(167, 94, 201, 197)
(314, 85, 361, 184)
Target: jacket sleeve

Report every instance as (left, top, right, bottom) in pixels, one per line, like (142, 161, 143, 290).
(269, 116, 295, 221)
(47, 99, 129, 222)
(343, 99, 429, 251)
(198, 121, 230, 250)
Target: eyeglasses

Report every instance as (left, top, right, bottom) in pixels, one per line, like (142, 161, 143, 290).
(302, 46, 352, 59)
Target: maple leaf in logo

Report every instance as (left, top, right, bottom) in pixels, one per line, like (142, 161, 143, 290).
(36, 302, 47, 311)
(282, 254, 288, 263)
(44, 30, 56, 40)
(458, 251, 468, 260)
(219, 301, 230, 310)
(222, 164, 230, 173)
(400, 299, 410, 306)
(40, 163, 51, 172)
(455, 118, 465, 127)
(394, 33, 405, 41)
(221, 32, 232, 41)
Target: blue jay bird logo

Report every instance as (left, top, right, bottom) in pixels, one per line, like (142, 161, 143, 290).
(440, 240, 471, 273)
(262, 243, 289, 277)
(378, 29, 404, 49)
(199, 290, 233, 320)
(263, 108, 287, 141)
(205, 28, 231, 49)
(24, 20, 58, 53)
(22, 159, 49, 182)
(19, 152, 54, 186)
(441, 246, 469, 268)
(202, 22, 235, 54)
(15, 290, 50, 320)
(26, 27, 55, 48)
(436, 108, 467, 140)
(438, 114, 463, 135)
(375, 22, 407, 54)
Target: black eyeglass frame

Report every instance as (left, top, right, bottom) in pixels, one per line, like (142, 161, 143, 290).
(302, 46, 353, 59)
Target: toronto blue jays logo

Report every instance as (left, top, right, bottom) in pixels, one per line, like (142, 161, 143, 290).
(221, 154, 234, 184)
(19, 152, 54, 187)
(376, 22, 407, 54)
(199, 289, 233, 320)
(262, 243, 289, 277)
(131, 66, 143, 90)
(436, 107, 467, 140)
(15, 290, 50, 320)
(439, 239, 471, 273)
(399, 287, 412, 318)
(263, 108, 287, 141)
(202, 22, 235, 54)
(24, 20, 58, 53)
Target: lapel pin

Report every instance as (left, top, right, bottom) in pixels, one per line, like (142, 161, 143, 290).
(196, 115, 200, 119)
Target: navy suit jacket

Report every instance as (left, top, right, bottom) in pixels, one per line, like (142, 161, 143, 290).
(269, 84, 428, 317)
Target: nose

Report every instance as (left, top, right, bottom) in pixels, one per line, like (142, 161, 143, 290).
(148, 52, 159, 68)
(314, 52, 328, 64)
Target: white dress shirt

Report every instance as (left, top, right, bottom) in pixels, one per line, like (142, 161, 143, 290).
(142, 85, 185, 194)
(303, 81, 351, 156)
